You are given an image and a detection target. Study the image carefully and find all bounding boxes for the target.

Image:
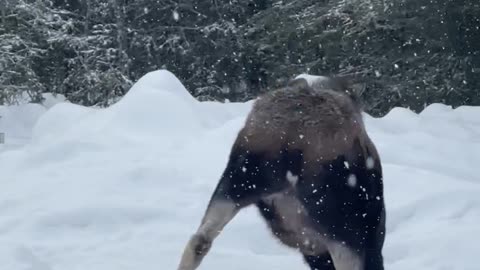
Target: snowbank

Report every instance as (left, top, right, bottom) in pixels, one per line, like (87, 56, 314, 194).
(0, 70, 479, 270)
(0, 103, 47, 153)
(0, 93, 68, 150)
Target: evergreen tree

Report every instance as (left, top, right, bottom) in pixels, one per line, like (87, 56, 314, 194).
(0, 0, 478, 115)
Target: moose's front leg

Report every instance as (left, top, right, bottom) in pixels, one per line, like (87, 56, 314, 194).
(177, 140, 291, 270)
(177, 199, 239, 270)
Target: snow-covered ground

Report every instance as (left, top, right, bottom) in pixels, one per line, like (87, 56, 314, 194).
(0, 70, 479, 270)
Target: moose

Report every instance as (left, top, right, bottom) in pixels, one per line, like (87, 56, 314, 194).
(177, 75, 386, 270)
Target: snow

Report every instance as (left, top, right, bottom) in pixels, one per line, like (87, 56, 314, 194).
(0, 93, 68, 150)
(173, 10, 180, 21)
(366, 156, 375, 169)
(294, 73, 330, 85)
(1, 69, 480, 270)
(0, 103, 46, 148)
(286, 171, 299, 186)
(347, 174, 357, 187)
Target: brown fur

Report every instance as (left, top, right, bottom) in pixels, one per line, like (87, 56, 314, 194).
(237, 79, 367, 163)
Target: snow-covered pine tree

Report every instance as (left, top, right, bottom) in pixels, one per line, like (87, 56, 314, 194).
(0, 0, 47, 104)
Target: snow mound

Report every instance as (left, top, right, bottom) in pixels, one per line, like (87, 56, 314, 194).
(41, 93, 69, 109)
(31, 70, 249, 150)
(0, 103, 46, 149)
(0, 70, 479, 270)
(104, 70, 205, 140)
(0, 93, 69, 151)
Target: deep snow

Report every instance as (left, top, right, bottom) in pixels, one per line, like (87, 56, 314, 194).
(0, 70, 479, 270)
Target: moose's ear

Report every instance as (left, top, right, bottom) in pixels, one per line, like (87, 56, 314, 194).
(329, 74, 366, 108)
(328, 75, 354, 91)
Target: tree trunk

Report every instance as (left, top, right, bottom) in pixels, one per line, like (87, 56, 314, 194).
(1, 0, 7, 26)
(112, 0, 128, 74)
(84, 0, 90, 35)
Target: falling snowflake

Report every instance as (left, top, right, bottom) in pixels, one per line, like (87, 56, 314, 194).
(347, 174, 357, 187)
(173, 10, 180, 21)
(366, 157, 375, 169)
(286, 170, 299, 185)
